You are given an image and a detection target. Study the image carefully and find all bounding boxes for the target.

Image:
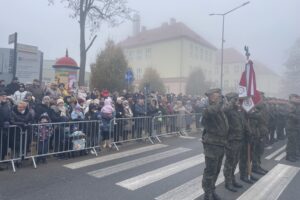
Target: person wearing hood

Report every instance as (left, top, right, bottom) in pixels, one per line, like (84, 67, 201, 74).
(34, 96, 55, 122)
(123, 100, 133, 140)
(13, 83, 28, 105)
(114, 97, 125, 143)
(36, 113, 53, 164)
(100, 98, 114, 148)
(71, 105, 85, 121)
(51, 98, 69, 122)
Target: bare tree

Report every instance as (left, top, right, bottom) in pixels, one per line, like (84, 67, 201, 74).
(49, 0, 133, 86)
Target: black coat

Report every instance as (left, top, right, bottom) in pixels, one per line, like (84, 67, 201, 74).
(34, 103, 56, 122)
(115, 103, 125, 118)
(10, 106, 34, 127)
(5, 82, 19, 95)
(0, 101, 11, 127)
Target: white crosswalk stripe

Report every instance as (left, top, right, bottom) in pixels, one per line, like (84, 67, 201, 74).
(265, 145, 286, 160)
(116, 154, 205, 191)
(88, 147, 191, 178)
(274, 152, 286, 161)
(155, 167, 239, 200)
(64, 144, 168, 169)
(237, 164, 299, 200)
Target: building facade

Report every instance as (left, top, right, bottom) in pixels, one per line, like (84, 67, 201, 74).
(0, 48, 13, 84)
(119, 19, 218, 94)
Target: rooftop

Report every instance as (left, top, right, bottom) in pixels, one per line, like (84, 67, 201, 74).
(119, 21, 217, 50)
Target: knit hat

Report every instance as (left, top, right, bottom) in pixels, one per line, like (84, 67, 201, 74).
(57, 98, 64, 105)
(39, 113, 50, 122)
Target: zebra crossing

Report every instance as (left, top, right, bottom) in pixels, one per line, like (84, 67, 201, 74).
(265, 144, 287, 161)
(64, 143, 299, 200)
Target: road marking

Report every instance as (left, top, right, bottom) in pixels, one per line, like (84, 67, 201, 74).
(116, 154, 205, 191)
(155, 167, 239, 200)
(179, 136, 196, 139)
(237, 164, 299, 200)
(265, 145, 286, 160)
(274, 152, 286, 161)
(64, 144, 168, 169)
(88, 148, 191, 178)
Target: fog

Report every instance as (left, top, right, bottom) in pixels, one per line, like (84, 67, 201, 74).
(0, 0, 299, 74)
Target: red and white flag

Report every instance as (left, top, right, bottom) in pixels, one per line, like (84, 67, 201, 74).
(238, 60, 261, 112)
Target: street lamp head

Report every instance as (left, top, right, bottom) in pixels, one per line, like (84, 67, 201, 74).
(209, 13, 215, 16)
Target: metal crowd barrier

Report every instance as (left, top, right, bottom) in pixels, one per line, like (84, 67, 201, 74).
(109, 116, 155, 151)
(0, 125, 24, 172)
(151, 113, 203, 142)
(24, 120, 101, 169)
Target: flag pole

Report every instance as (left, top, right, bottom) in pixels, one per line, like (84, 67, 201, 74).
(244, 46, 252, 180)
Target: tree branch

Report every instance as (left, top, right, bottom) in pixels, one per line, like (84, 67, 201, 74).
(85, 35, 97, 53)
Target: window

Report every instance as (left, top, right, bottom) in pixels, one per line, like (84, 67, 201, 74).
(205, 50, 208, 61)
(200, 48, 203, 60)
(137, 50, 142, 60)
(146, 48, 152, 59)
(190, 44, 193, 57)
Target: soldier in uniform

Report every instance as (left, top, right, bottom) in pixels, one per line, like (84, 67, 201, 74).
(239, 106, 259, 183)
(276, 101, 287, 140)
(201, 88, 229, 200)
(251, 101, 269, 175)
(223, 92, 246, 192)
(286, 94, 300, 162)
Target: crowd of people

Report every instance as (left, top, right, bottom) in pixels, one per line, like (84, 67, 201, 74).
(200, 88, 298, 200)
(0, 78, 207, 167)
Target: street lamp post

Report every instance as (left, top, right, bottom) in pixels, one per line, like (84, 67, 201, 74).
(210, 1, 250, 91)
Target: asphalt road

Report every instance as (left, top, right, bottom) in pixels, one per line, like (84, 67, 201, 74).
(0, 133, 300, 200)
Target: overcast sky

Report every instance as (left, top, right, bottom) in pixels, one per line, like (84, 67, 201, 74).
(0, 0, 299, 74)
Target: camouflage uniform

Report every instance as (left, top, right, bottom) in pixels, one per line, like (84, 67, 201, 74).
(267, 103, 277, 144)
(223, 93, 248, 191)
(201, 88, 229, 200)
(251, 103, 269, 173)
(286, 97, 300, 161)
(276, 103, 287, 140)
(239, 108, 258, 179)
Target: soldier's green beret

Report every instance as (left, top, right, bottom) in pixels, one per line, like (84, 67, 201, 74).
(205, 88, 221, 96)
(225, 92, 238, 101)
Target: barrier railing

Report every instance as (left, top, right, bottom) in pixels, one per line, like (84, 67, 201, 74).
(0, 113, 203, 172)
(151, 113, 203, 142)
(24, 120, 101, 168)
(0, 125, 24, 172)
(109, 116, 155, 151)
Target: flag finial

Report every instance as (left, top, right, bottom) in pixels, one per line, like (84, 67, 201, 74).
(244, 46, 250, 60)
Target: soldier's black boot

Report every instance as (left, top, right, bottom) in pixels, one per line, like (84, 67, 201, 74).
(232, 179, 243, 188)
(258, 166, 269, 173)
(212, 190, 222, 200)
(252, 167, 266, 175)
(250, 175, 259, 181)
(286, 155, 297, 162)
(225, 182, 238, 192)
(203, 192, 214, 200)
(240, 176, 253, 184)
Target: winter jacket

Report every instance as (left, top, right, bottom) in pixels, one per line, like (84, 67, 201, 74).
(13, 90, 27, 104)
(10, 106, 34, 128)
